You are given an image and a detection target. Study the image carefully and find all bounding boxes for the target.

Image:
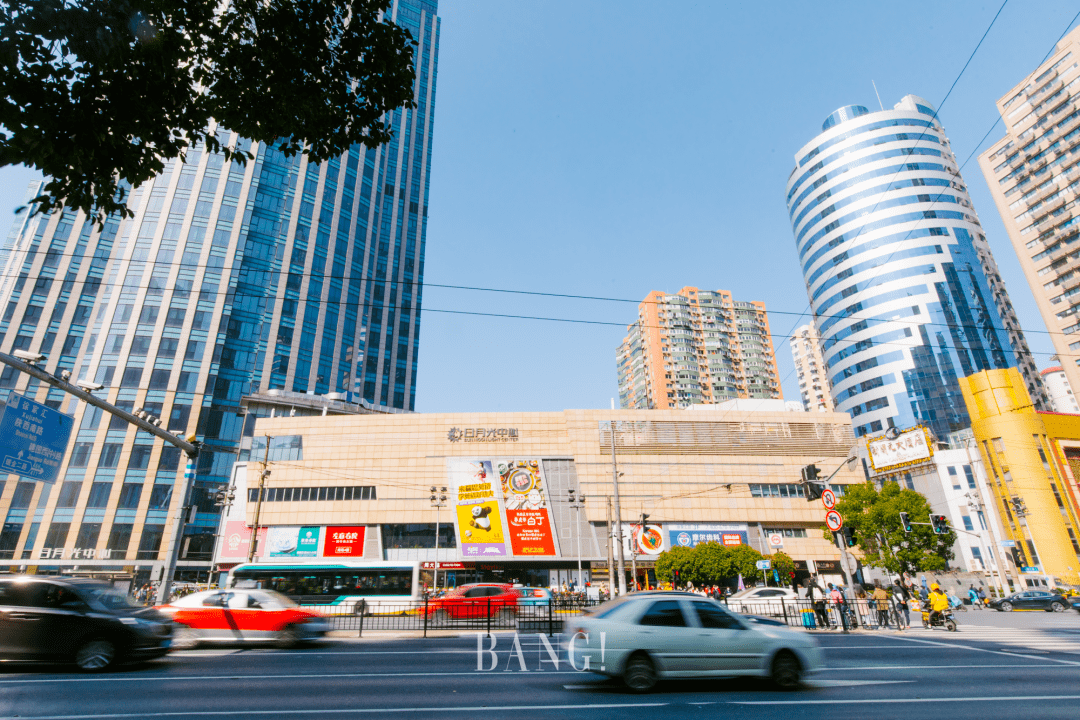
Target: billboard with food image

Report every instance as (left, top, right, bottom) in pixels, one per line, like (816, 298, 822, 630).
(448, 459, 507, 558)
(498, 460, 559, 557)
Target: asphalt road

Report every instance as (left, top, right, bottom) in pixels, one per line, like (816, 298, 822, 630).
(2, 611, 1080, 720)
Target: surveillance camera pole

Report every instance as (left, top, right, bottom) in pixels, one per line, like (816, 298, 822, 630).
(610, 418, 627, 595)
(0, 351, 200, 606)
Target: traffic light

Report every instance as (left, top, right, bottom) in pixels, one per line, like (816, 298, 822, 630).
(931, 514, 949, 534)
(842, 526, 857, 547)
(899, 512, 912, 533)
(800, 464, 824, 501)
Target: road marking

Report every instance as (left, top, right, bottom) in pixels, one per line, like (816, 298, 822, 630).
(0, 671, 586, 685)
(0, 702, 670, 719)
(732, 694, 1080, 705)
(886, 633, 1080, 666)
(809, 679, 914, 687)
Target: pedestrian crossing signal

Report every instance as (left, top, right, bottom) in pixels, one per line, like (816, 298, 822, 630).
(842, 526, 857, 547)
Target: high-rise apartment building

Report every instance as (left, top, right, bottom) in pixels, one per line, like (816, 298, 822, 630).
(617, 287, 781, 409)
(787, 95, 1046, 440)
(1041, 366, 1079, 413)
(0, 0, 440, 580)
(978, 27, 1080, 406)
(790, 325, 834, 412)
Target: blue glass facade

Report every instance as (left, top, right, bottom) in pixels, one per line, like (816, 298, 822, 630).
(787, 95, 1047, 439)
(0, 0, 440, 577)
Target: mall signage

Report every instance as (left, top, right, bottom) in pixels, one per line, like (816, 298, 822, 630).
(867, 426, 934, 473)
(323, 526, 366, 556)
(666, 523, 748, 549)
(447, 427, 520, 443)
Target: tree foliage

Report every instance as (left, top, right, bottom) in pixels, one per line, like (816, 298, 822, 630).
(828, 481, 956, 575)
(1, 0, 417, 223)
(770, 551, 796, 586)
(654, 542, 766, 586)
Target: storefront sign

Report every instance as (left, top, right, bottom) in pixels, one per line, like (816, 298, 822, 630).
(623, 523, 667, 555)
(267, 526, 321, 557)
(666, 523, 748, 549)
(323, 526, 366, 556)
(447, 428, 520, 443)
(38, 547, 114, 560)
(500, 460, 557, 556)
(448, 459, 507, 558)
(421, 562, 471, 569)
(815, 559, 840, 572)
(867, 426, 934, 473)
(219, 521, 266, 562)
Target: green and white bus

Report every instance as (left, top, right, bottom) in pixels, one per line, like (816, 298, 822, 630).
(226, 561, 421, 614)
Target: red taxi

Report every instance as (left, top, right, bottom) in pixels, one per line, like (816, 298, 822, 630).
(157, 589, 330, 648)
(426, 583, 519, 624)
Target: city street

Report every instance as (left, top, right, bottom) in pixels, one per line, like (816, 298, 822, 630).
(1, 611, 1079, 719)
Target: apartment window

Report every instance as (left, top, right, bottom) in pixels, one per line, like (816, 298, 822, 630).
(947, 466, 960, 490)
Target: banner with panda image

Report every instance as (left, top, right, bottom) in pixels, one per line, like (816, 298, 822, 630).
(448, 459, 507, 558)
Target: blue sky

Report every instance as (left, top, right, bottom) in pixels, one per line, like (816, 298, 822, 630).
(2, 0, 1078, 413)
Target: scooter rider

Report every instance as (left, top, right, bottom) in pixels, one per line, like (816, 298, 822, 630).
(928, 583, 950, 625)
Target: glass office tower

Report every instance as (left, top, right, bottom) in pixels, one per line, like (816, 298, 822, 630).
(0, 0, 440, 580)
(786, 95, 1046, 440)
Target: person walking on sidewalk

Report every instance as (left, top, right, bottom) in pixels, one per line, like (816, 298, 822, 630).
(807, 578, 831, 629)
(892, 580, 911, 629)
(871, 582, 889, 628)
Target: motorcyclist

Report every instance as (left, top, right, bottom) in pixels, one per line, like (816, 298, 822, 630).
(928, 583, 950, 625)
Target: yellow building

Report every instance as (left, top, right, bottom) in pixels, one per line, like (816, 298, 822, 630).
(959, 369, 1080, 585)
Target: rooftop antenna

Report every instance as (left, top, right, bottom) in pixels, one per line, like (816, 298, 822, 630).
(872, 80, 884, 111)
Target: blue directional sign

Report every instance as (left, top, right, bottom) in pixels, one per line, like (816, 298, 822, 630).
(0, 392, 75, 484)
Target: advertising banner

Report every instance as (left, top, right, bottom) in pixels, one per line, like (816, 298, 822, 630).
(266, 526, 321, 557)
(623, 523, 667, 556)
(666, 523, 748, 549)
(323, 526, 366, 557)
(867, 426, 934, 473)
(448, 459, 507, 558)
(219, 521, 266, 562)
(499, 460, 558, 556)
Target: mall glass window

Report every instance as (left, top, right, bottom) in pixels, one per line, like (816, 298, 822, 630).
(69, 442, 93, 468)
(42, 522, 71, 550)
(56, 482, 82, 508)
(117, 483, 142, 509)
(0, 523, 22, 559)
(136, 525, 164, 560)
(98, 443, 122, 468)
(86, 482, 112, 508)
(380, 523, 455, 550)
(106, 524, 133, 553)
(128, 445, 153, 469)
(75, 523, 101, 549)
(159, 447, 181, 471)
(10, 482, 35, 508)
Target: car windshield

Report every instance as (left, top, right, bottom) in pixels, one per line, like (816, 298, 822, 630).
(82, 586, 142, 611)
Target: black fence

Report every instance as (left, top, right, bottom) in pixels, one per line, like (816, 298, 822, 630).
(723, 596, 921, 631)
(323, 599, 597, 637)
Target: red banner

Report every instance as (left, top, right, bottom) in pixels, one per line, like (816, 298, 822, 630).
(323, 526, 366, 556)
(219, 521, 266, 562)
(722, 533, 744, 547)
(506, 509, 557, 556)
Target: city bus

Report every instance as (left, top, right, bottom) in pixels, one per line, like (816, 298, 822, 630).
(226, 561, 421, 615)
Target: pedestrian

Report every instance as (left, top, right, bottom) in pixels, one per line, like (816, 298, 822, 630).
(807, 578, 831, 629)
(968, 585, 981, 610)
(871, 581, 889, 628)
(891, 579, 910, 629)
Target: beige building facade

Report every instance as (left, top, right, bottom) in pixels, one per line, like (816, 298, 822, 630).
(222, 406, 864, 588)
(789, 325, 834, 413)
(978, 26, 1080, 406)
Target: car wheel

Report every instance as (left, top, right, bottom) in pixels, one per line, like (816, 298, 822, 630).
(75, 639, 116, 671)
(771, 651, 802, 690)
(432, 609, 450, 627)
(1051, 602, 1066, 613)
(1000, 601, 1013, 612)
(623, 652, 658, 693)
(172, 625, 200, 651)
(277, 625, 303, 649)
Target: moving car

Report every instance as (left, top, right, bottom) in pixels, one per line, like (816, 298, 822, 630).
(1072, 596, 1080, 614)
(724, 587, 800, 616)
(0, 575, 172, 671)
(988, 590, 1070, 612)
(563, 591, 822, 692)
(157, 588, 329, 648)
(515, 587, 552, 606)
(425, 583, 519, 624)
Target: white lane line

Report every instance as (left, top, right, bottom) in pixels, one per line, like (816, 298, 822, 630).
(886, 633, 1080, 666)
(809, 680, 913, 687)
(732, 694, 1080, 705)
(0, 702, 670, 719)
(0, 671, 585, 685)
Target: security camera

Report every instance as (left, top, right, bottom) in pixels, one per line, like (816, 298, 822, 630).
(59, 370, 71, 381)
(77, 381, 105, 392)
(12, 350, 45, 363)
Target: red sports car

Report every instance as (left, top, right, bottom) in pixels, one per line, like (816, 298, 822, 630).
(157, 588, 330, 648)
(426, 583, 519, 624)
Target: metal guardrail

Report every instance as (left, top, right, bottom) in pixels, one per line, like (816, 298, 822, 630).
(722, 596, 922, 630)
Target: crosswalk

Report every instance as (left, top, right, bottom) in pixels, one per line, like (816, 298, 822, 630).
(898, 624, 1080, 654)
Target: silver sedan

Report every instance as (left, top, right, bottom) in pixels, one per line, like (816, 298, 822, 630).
(562, 592, 822, 692)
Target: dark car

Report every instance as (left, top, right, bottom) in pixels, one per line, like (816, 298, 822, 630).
(0, 576, 172, 670)
(989, 590, 1070, 613)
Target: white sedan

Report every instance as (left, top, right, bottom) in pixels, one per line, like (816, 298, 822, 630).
(563, 592, 821, 692)
(724, 587, 800, 616)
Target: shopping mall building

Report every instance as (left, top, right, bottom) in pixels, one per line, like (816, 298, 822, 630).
(213, 403, 865, 590)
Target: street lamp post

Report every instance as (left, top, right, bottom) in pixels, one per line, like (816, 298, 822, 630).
(568, 489, 586, 590)
(430, 486, 447, 591)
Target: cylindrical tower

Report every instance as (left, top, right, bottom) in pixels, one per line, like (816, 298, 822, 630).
(786, 95, 1046, 439)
